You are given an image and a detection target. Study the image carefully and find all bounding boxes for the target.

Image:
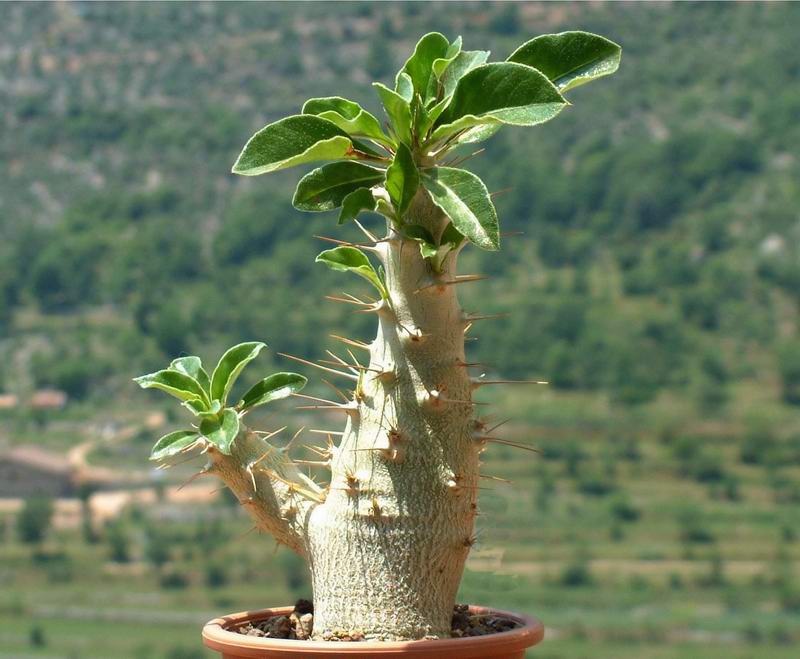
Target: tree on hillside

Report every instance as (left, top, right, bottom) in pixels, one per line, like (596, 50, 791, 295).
(778, 340, 800, 405)
(16, 497, 54, 544)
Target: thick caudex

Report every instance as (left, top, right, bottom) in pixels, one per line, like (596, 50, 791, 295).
(137, 30, 621, 641)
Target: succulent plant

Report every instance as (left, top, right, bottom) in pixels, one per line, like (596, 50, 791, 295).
(136, 30, 620, 641)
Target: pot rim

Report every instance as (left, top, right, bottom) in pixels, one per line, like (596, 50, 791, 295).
(202, 605, 544, 656)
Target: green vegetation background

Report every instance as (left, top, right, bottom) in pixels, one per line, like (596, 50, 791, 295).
(1, 2, 799, 658)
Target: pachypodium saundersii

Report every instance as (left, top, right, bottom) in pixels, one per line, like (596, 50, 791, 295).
(136, 31, 620, 641)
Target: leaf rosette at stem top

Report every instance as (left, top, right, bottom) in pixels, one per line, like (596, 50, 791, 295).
(229, 30, 619, 267)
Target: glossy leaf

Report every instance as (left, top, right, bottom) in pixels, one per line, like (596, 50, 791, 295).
(385, 143, 419, 214)
(338, 188, 377, 225)
(210, 342, 266, 404)
(507, 31, 621, 93)
(239, 372, 307, 411)
(169, 356, 210, 394)
(422, 167, 499, 251)
(150, 430, 199, 461)
(373, 83, 413, 145)
(293, 162, 385, 212)
(134, 369, 210, 407)
(200, 408, 240, 455)
(441, 49, 490, 98)
(232, 115, 353, 176)
(396, 32, 450, 100)
(316, 246, 387, 298)
(432, 62, 566, 141)
(302, 97, 390, 145)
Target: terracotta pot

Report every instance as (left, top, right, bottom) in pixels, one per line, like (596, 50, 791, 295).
(203, 605, 544, 658)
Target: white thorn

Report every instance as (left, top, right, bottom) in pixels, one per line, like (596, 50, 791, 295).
(278, 352, 359, 382)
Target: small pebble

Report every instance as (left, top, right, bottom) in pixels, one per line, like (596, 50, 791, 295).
(296, 613, 313, 640)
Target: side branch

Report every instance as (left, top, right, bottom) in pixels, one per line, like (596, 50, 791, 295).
(205, 428, 321, 556)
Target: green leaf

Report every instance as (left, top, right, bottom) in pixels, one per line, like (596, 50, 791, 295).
(432, 62, 566, 141)
(293, 162, 385, 212)
(183, 399, 207, 415)
(422, 167, 499, 251)
(239, 372, 308, 411)
(183, 398, 222, 417)
(418, 96, 451, 138)
(134, 370, 210, 408)
(441, 49, 490, 98)
(400, 223, 464, 271)
(197, 400, 222, 418)
(373, 83, 413, 146)
(425, 36, 463, 101)
(150, 430, 199, 461)
(410, 93, 426, 139)
(302, 97, 391, 145)
(338, 188, 377, 225)
(430, 222, 466, 271)
(440, 221, 466, 248)
(432, 36, 463, 79)
(316, 246, 388, 298)
(419, 242, 438, 260)
(455, 124, 502, 146)
(507, 31, 621, 93)
(385, 143, 419, 214)
(169, 356, 210, 394)
(210, 342, 267, 404)
(400, 224, 438, 259)
(200, 409, 240, 455)
(395, 72, 414, 103)
(400, 224, 436, 245)
(232, 115, 353, 176)
(396, 32, 450, 101)
(349, 138, 384, 158)
(375, 198, 394, 218)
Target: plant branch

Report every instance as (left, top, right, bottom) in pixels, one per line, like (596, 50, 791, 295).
(205, 427, 320, 556)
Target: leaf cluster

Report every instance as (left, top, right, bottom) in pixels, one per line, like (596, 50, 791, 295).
(134, 342, 306, 457)
(231, 31, 620, 281)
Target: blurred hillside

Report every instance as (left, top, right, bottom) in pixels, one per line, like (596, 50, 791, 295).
(1, 1, 799, 410)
